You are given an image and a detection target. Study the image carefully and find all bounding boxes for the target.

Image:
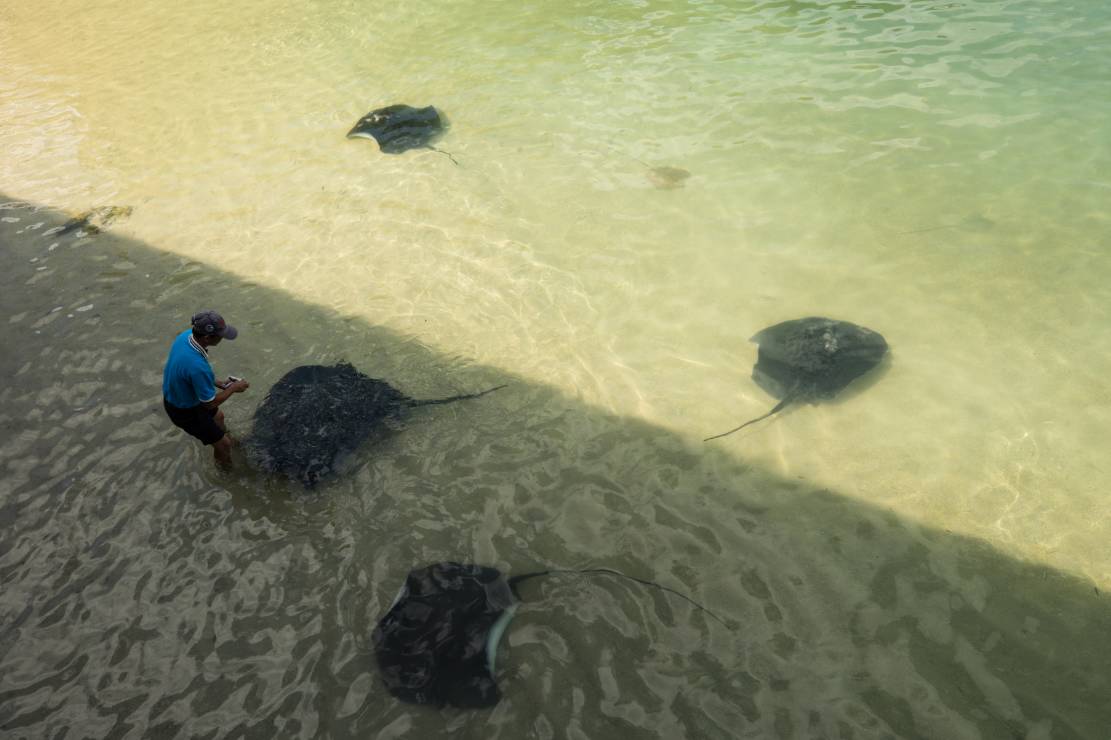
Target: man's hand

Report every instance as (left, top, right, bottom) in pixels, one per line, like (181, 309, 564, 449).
(229, 378, 250, 393)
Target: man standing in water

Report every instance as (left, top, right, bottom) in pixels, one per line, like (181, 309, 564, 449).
(162, 310, 249, 468)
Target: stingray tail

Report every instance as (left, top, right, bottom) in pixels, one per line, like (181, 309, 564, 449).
(703, 395, 793, 442)
(509, 568, 728, 628)
(427, 146, 460, 166)
(406, 383, 507, 409)
(507, 570, 552, 599)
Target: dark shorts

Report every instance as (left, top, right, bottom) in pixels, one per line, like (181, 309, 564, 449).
(164, 398, 224, 445)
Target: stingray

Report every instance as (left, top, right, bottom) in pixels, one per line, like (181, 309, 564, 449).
(372, 561, 727, 709)
(54, 205, 133, 236)
(705, 317, 888, 441)
(244, 363, 504, 487)
(346, 104, 457, 164)
(645, 165, 691, 190)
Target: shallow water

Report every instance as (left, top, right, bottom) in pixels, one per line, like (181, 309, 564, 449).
(2, 1, 1110, 738)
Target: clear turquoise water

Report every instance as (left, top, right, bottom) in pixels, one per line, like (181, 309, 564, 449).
(2, 1, 1110, 737)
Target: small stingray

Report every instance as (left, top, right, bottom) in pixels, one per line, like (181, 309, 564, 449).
(372, 561, 727, 709)
(346, 104, 458, 164)
(54, 206, 133, 236)
(244, 363, 504, 487)
(646, 165, 691, 190)
(601, 135, 692, 190)
(705, 317, 888, 441)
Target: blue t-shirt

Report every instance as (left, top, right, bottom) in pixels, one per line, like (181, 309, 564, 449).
(162, 329, 217, 408)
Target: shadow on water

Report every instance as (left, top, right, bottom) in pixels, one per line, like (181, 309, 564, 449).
(0, 195, 1108, 740)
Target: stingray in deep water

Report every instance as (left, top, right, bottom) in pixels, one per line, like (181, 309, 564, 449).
(346, 104, 457, 163)
(372, 561, 727, 708)
(244, 363, 504, 487)
(705, 317, 888, 441)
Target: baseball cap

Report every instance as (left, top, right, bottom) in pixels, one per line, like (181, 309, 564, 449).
(191, 310, 238, 340)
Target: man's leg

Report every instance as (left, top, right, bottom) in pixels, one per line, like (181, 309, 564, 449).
(214, 408, 227, 432)
(212, 435, 233, 469)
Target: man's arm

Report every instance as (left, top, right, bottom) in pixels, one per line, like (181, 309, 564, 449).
(203, 379, 249, 409)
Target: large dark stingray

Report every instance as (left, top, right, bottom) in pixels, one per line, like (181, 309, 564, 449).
(705, 317, 888, 441)
(372, 561, 727, 709)
(346, 104, 457, 163)
(244, 363, 504, 487)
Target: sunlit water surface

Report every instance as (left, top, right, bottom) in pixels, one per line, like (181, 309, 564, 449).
(2, 0, 1110, 738)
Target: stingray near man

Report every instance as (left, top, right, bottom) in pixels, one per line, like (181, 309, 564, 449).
(372, 561, 728, 709)
(704, 317, 888, 441)
(346, 104, 458, 164)
(243, 363, 504, 487)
